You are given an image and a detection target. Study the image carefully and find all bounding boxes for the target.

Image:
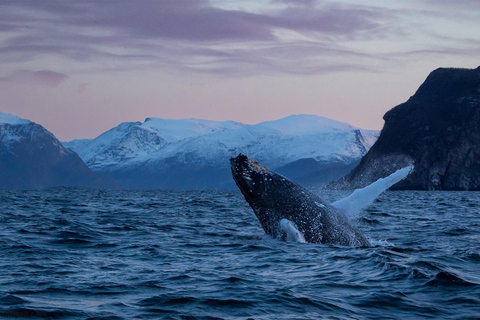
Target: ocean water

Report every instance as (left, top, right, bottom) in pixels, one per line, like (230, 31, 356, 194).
(0, 188, 479, 320)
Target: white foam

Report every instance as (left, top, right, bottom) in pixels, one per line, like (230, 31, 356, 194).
(368, 239, 395, 247)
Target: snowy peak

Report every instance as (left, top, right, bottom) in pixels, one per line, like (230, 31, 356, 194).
(64, 121, 166, 169)
(1, 112, 53, 146)
(0, 112, 30, 125)
(64, 117, 248, 169)
(255, 114, 355, 137)
(140, 118, 247, 143)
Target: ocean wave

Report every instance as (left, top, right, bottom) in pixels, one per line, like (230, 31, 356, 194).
(1, 189, 480, 319)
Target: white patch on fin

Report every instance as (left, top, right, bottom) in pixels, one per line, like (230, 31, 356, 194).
(314, 201, 325, 208)
(331, 166, 413, 218)
(280, 219, 306, 243)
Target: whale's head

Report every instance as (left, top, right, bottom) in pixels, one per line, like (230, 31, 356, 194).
(230, 154, 280, 233)
(230, 154, 316, 239)
(230, 154, 269, 203)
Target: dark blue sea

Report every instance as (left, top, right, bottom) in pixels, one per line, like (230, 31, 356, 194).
(1, 189, 479, 319)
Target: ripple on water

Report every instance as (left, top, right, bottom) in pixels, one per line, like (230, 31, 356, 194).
(0, 189, 479, 319)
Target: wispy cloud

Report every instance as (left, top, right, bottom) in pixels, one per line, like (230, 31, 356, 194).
(0, 1, 478, 77)
(0, 70, 69, 87)
(420, 0, 480, 9)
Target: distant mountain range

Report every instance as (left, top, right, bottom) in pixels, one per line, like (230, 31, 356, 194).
(63, 115, 379, 189)
(0, 111, 380, 190)
(4, 66, 480, 191)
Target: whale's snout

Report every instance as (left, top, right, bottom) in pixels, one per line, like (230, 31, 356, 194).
(230, 154, 267, 200)
(229, 154, 249, 174)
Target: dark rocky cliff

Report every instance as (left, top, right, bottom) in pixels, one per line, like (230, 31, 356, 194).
(332, 66, 480, 190)
(0, 118, 112, 189)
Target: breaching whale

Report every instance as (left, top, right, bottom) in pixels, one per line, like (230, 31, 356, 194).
(230, 154, 412, 247)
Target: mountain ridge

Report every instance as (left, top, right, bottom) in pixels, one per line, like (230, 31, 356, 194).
(63, 114, 379, 189)
(0, 112, 112, 189)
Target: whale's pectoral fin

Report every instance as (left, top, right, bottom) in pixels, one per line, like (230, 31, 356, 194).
(279, 218, 306, 243)
(332, 166, 413, 218)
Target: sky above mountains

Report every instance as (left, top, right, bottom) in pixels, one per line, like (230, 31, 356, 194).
(1, 0, 479, 141)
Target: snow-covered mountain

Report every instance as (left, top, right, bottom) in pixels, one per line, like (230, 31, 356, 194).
(0, 112, 31, 126)
(64, 118, 247, 169)
(64, 115, 379, 189)
(0, 112, 111, 189)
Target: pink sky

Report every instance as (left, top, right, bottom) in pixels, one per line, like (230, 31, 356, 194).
(0, 0, 479, 141)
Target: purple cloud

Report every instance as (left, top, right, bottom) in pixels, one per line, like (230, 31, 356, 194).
(1, 1, 476, 77)
(272, 0, 317, 7)
(421, 0, 480, 9)
(0, 0, 397, 77)
(0, 70, 69, 87)
(1, 1, 389, 43)
(1, 1, 274, 42)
